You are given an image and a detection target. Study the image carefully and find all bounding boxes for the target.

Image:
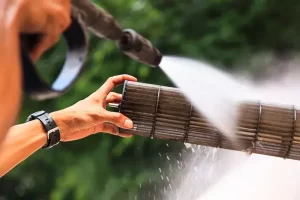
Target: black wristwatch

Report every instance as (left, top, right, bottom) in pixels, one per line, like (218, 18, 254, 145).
(26, 110, 61, 149)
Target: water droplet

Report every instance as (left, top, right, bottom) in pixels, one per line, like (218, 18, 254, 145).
(167, 155, 170, 160)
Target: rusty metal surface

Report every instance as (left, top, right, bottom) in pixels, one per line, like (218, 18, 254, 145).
(118, 81, 300, 160)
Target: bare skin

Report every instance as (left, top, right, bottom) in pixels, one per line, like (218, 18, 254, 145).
(0, 0, 135, 177)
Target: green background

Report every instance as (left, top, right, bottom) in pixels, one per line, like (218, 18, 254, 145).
(1, 0, 300, 199)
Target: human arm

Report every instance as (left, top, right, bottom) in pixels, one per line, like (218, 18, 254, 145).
(0, 0, 76, 169)
(0, 75, 137, 177)
(0, 0, 72, 144)
(0, 0, 24, 143)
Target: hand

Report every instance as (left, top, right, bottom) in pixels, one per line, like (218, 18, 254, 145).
(18, 0, 71, 60)
(51, 75, 137, 142)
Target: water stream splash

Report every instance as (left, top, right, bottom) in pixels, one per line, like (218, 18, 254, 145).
(160, 56, 253, 138)
(158, 55, 300, 200)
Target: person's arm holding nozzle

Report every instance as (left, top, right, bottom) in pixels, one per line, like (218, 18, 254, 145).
(0, 0, 135, 177)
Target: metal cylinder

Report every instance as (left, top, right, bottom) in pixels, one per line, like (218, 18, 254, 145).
(116, 81, 300, 161)
(116, 29, 162, 67)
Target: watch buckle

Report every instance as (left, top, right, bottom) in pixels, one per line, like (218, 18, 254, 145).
(47, 127, 60, 148)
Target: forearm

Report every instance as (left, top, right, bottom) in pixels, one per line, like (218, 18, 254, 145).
(0, 1, 48, 177)
(0, 0, 23, 143)
(0, 109, 80, 177)
(0, 120, 47, 177)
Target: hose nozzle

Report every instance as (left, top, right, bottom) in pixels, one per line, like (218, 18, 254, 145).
(117, 29, 162, 67)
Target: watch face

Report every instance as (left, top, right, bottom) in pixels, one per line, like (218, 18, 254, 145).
(33, 110, 46, 117)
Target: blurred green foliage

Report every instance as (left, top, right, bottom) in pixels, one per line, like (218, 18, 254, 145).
(1, 0, 300, 199)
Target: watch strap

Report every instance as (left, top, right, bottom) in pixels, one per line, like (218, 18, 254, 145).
(26, 111, 61, 148)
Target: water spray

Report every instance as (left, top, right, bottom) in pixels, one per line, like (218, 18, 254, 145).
(109, 81, 300, 161)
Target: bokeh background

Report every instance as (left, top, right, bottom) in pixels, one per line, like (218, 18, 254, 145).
(1, 0, 300, 199)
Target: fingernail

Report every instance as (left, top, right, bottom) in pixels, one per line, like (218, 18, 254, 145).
(121, 134, 133, 138)
(124, 119, 133, 128)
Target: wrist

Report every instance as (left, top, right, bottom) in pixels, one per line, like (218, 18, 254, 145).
(50, 108, 96, 142)
(50, 110, 74, 142)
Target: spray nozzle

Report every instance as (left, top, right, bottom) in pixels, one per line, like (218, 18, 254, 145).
(71, 0, 162, 67)
(117, 29, 162, 67)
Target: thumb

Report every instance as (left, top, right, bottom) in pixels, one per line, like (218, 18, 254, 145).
(102, 111, 134, 129)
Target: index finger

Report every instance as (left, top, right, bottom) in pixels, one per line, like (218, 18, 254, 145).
(99, 74, 137, 96)
(30, 34, 60, 61)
